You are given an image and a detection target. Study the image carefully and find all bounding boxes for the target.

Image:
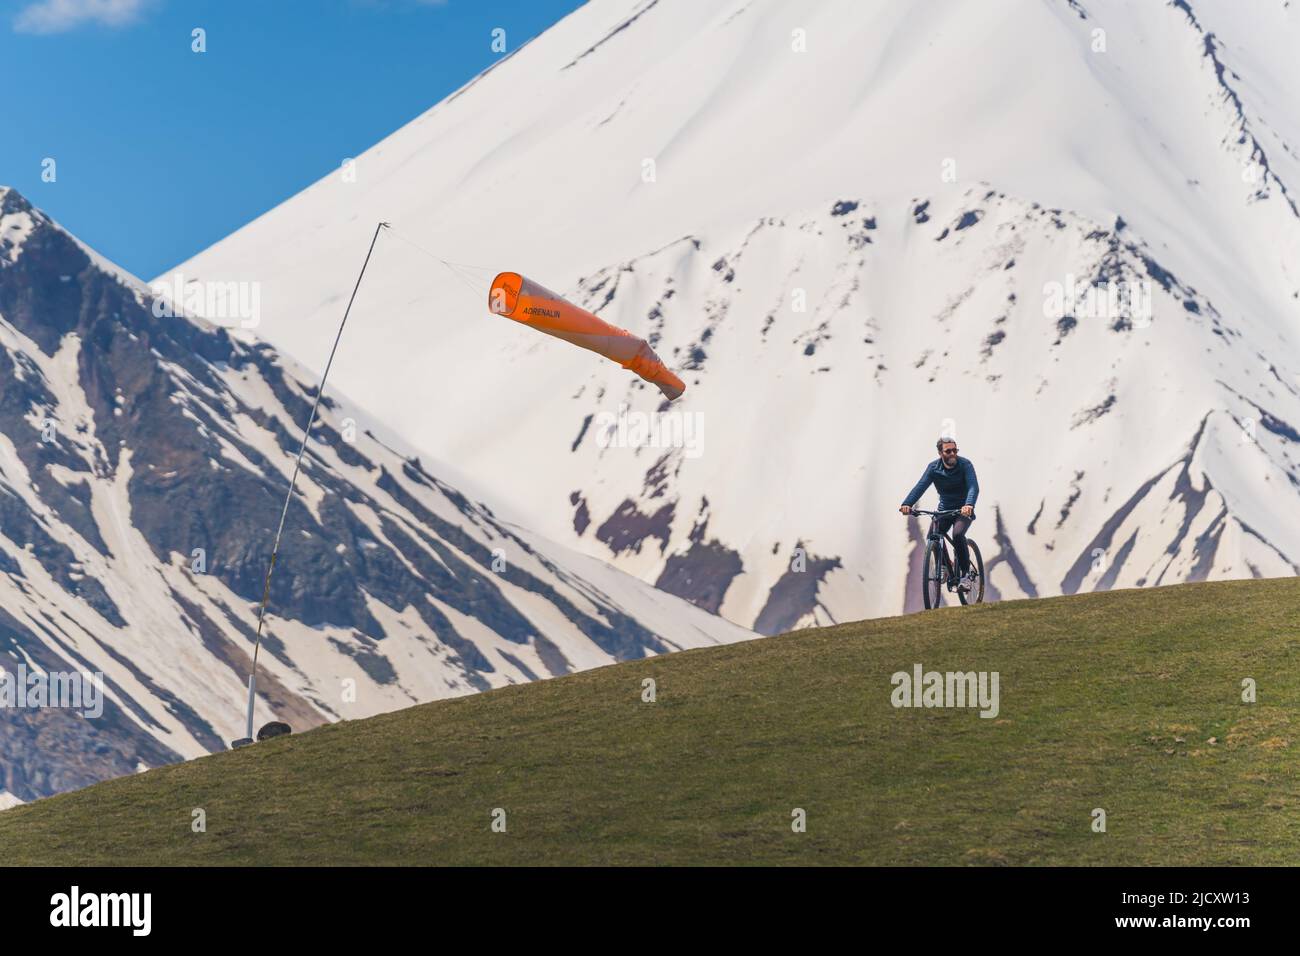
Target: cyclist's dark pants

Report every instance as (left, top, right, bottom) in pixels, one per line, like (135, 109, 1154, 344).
(936, 513, 974, 575)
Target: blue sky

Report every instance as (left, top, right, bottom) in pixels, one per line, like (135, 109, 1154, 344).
(0, 0, 583, 278)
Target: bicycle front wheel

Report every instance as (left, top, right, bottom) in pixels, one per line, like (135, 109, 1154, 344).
(922, 540, 946, 610)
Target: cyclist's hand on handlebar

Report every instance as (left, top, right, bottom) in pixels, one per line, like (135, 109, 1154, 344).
(960, 505, 973, 517)
(899, 505, 911, 515)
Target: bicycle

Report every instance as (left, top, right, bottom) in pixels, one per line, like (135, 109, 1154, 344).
(909, 508, 985, 609)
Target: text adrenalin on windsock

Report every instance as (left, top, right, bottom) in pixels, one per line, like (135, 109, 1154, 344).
(488, 272, 686, 400)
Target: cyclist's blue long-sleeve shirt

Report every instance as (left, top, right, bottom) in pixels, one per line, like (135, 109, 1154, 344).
(902, 457, 979, 511)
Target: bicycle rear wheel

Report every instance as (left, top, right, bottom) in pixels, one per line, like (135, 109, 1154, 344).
(958, 539, 986, 605)
(922, 540, 946, 609)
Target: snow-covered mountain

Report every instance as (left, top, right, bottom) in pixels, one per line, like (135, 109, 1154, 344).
(0, 186, 751, 801)
(162, 0, 1300, 630)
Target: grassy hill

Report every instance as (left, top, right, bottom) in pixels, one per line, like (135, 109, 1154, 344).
(2, 578, 1297, 865)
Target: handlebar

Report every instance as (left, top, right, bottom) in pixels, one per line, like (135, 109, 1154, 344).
(905, 508, 966, 517)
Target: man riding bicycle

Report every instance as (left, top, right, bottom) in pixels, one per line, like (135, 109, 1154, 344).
(899, 437, 979, 591)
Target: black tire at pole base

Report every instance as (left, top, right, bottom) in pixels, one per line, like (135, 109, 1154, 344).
(922, 540, 945, 610)
(958, 539, 986, 605)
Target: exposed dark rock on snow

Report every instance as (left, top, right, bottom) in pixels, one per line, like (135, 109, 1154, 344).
(0, 187, 747, 801)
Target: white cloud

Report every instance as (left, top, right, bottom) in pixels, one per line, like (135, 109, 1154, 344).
(14, 0, 153, 34)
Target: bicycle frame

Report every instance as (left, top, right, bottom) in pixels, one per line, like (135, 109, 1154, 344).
(912, 508, 965, 551)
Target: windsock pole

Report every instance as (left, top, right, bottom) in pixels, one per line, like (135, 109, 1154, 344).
(236, 221, 389, 747)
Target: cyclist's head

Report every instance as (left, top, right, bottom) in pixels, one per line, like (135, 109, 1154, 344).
(936, 436, 958, 460)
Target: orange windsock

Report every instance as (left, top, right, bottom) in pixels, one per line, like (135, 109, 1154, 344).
(488, 272, 686, 401)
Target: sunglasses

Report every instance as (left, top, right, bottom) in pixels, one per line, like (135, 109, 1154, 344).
(941, 447, 958, 454)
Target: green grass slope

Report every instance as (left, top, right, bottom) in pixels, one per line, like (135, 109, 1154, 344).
(2, 578, 1297, 865)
